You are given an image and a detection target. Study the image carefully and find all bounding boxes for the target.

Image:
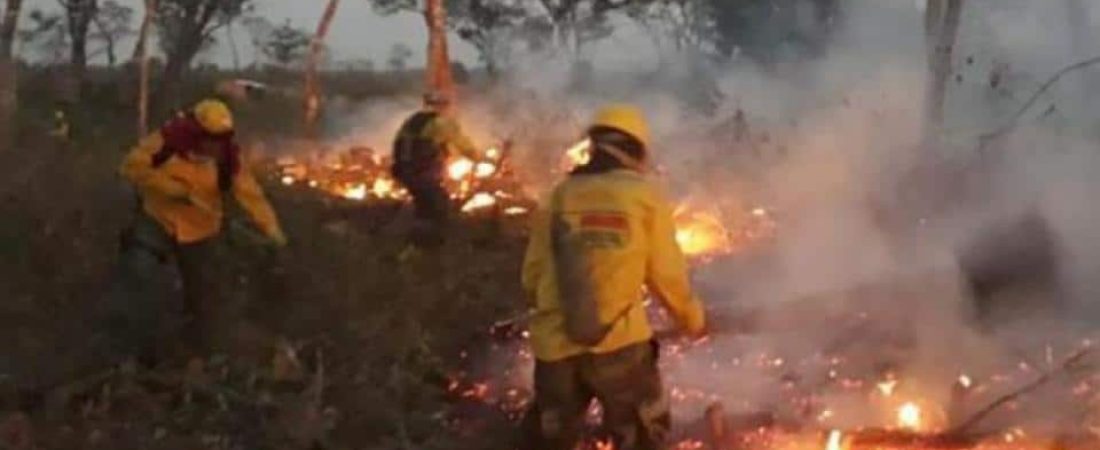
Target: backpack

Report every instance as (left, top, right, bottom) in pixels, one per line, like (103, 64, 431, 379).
(391, 111, 441, 182)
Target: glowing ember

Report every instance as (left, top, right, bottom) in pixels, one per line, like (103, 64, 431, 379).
(462, 192, 498, 212)
(280, 175, 295, 186)
(959, 374, 973, 389)
(342, 184, 367, 201)
(504, 206, 529, 216)
(371, 178, 396, 198)
(825, 430, 845, 450)
(448, 158, 475, 180)
(876, 379, 899, 397)
(485, 147, 501, 159)
(475, 162, 498, 178)
(674, 208, 731, 257)
(897, 402, 923, 431)
(752, 207, 768, 217)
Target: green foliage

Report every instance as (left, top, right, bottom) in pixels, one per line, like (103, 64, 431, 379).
(256, 19, 311, 67)
(155, 0, 254, 60)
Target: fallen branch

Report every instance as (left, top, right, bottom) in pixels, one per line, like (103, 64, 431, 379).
(944, 345, 1094, 438)
(979, 55, 1100, 149)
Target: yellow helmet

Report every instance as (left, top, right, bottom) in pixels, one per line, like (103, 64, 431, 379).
(193, 99, 234, 135)
(590, 104, 651, 150)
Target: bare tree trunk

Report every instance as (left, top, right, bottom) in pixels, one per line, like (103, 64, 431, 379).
(304, 0, 340, 139)
(136, 0, 157, 137)
(424, 0, 454, 99)
(66, 0, 98, 101)
(0, 0, 24, 152)
(924, 0, 964, 142)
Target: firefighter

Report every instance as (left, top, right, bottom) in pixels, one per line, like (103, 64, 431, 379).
(391, 91, 480, 248)
(520, 105, 707, 450)
(115, 99, 287, 354)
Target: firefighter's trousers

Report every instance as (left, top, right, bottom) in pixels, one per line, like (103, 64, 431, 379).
(521, 341, 671, 450)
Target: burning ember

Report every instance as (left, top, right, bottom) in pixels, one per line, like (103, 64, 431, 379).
(675, 207, 732, 258)
(896, 402, 923, 431)
(272, 143, 531, 215)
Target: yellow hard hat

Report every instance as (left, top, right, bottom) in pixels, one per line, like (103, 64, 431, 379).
(590, 104, 651, 150)
(193, 99, 234, 135)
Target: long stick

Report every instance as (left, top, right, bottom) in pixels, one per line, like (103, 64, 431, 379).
(979, 55, 1100, 149)
(945, 346, 1094, 438)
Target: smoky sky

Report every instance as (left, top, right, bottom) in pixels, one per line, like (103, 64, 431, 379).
(17, 0, 481, 66)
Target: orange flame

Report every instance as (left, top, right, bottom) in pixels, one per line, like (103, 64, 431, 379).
(342, 184, 368, 201)
(674, 206, 731, 257)
(462, 192, 498, 213)
(448, 158, 475, 180)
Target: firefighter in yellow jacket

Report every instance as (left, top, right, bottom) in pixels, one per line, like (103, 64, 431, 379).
(391, 91, 480, 248)
(520, 105, 706, 450)
(117, 99, 286, 353)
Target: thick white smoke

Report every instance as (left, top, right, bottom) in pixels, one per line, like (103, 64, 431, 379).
(304, 0, 1100, 436)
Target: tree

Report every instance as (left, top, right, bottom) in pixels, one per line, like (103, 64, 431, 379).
(89, 0, 133, 66)
(425, 0, 454, 96)
(924, 0, 964, 140)
(155, 0, 254, 107)
(529, 0, 638, 55)
(451, 0, 527, 74)
(708, 0, 838, 63)
(256, 20, 310, 67)
(387, 43, 413, 71)
(626, 0, 713, 55)
(19, 9, 68, 64)
(59, 0, 98, 92)
(371, 0, 528, 75)
(135, 0, 156, 137)
(1, 0, 25, 150)
(305, 0, 341, 138)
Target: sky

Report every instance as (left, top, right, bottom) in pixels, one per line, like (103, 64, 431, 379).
(18, 0, 481, 67)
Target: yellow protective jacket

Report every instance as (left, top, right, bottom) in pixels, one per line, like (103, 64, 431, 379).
(422, 114, 479, 160)
(120, 132, 285, 244)
(522, 169, 706, 362)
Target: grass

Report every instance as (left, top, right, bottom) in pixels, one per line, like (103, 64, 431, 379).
(0, 69, 528, 449)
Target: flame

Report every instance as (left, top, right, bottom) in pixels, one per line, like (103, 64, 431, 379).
(674, 208, 731, 257)
(876, 379, 899, 397)
(897, 402, 923, 431)
(485, 147, 501, 159)
(462, 192, 498, 212)
(342, 184, 367, 201)
(825, 430, 846, 450)
(280, 175, 296, 186)
(371, 178, 396, 198)
(958, 374, 973, 389)
(504, 206, 529, 216)
(448, 158, 475, 180)
(475, 162, 498, 178)
(564, 138, 592, 168)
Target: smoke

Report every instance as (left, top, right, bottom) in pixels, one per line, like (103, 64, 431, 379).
(297, 0, 1100, 435)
